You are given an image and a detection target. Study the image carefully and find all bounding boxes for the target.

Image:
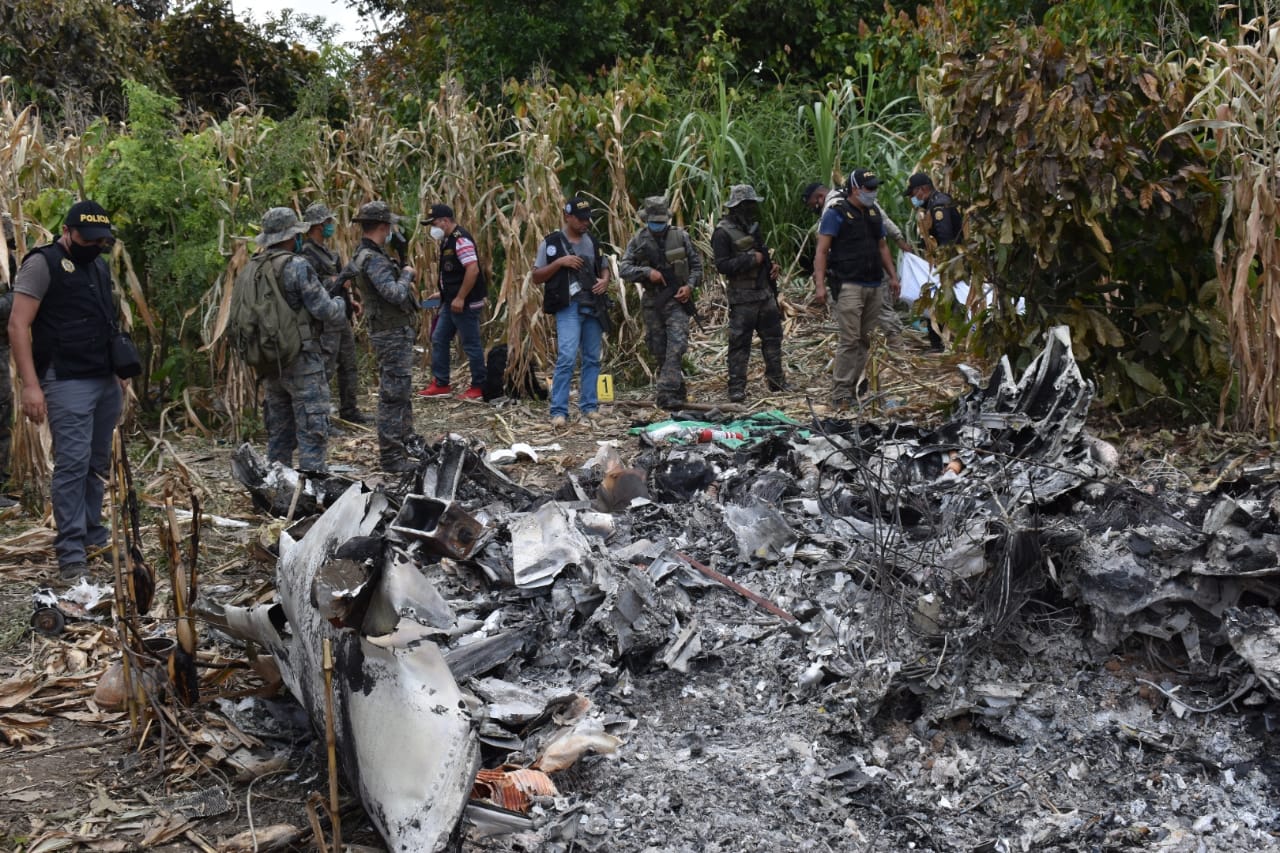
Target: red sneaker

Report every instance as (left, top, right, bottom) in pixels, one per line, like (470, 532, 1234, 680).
(417, 379, 452, 397)
(460, 386, 484, 401)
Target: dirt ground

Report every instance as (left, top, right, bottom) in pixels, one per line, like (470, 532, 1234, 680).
(2, 314, 1276, 852)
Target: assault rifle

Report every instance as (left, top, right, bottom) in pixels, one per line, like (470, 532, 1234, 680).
(386, 228, 409, 268)
(653, 269, 705, 333)
(646, 230, 705, 331)
(575, 256, 615, 337)
(750, 222, 777, 300)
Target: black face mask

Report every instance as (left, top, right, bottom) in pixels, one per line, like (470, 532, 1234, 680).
(734, 203, 759, 225)
(68, 242, 104, 264)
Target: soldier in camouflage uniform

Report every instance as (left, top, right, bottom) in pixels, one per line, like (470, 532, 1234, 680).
(0, 214, 16, 505)
(618, 197, 703, 410)
(254, 207, 348, 473)
(711, 185, 784, 403)
(350, 201, 420, 473)
(300, 202, 366, 423)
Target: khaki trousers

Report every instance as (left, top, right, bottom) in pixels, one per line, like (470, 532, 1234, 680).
(833, 282, 883, 401)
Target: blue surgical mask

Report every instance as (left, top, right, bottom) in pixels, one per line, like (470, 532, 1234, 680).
(858, 191, 878, 206)
(911, 196, 925, 208)
(322, 222, 336, 238)
(647, 221, 667, 233)
(293, 235, 303, 253)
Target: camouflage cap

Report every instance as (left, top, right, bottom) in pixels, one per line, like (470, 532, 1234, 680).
(255, 207, 308, 246)
(725, 184, 764, 208)
(641, 196, 670, 223)
(351, 200, 402, 225)
(303, 202, 335, 225)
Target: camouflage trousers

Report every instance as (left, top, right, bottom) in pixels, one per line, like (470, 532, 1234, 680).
(727, 297, 784, 396)
(641, 294, 690, 409)
(320, 316, 361, 417)
(263, 350, 331, 473)
(370, 326, 415, 467)
(0, 344, 11, 485)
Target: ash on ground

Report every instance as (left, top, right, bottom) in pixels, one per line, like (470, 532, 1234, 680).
(223, 326, 1280, 852)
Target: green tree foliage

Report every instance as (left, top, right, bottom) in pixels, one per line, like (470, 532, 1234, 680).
(0, 0, 166, 120)
(85, 81, 228, 396)
(443, 0, 629, 87)
(362, 0, 907, 90)
(925, 27, 1224, 409)
(150, 0, 324, 117)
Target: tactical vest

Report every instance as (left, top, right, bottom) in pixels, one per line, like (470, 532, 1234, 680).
(542, 230, 600, 315)
(300, 239, 341, 281)
(644, 227, 690, 286)
(438, 226, 487, 304)
(827, 199, 884, 284)
(353, 240, 415, 333)
(716, 217, 770, 302)
(925, 191, 963, 246)
(29, 243, 114, 380)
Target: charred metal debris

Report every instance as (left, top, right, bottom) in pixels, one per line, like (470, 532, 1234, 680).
(215, 326, 1280, 850)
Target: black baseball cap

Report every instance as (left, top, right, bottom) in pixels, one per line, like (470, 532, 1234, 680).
(801, 182, 825, 203)
(564, 196, 592, 220)
(65, 200, 114, 240)
(422, 203, 454, 223)
(904, 172, 933, 196)
(845, 169, 882, 191)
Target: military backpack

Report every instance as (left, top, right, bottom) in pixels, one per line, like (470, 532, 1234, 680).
(228, 249, 311, 376)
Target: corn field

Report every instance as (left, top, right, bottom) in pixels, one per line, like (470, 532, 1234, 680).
(4, 13, 1280, 443)
(1164, 15, 1280, 436)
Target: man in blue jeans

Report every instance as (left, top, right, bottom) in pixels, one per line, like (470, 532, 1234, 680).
(532, 196, 611, 427)
(418, 204, 487, 400)
(8, 200, 124, 581)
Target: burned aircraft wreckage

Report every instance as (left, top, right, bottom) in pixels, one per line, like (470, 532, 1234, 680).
(213, 327, 1280, 849)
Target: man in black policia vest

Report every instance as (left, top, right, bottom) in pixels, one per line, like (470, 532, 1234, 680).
(251, 207, 348, 475)
(904, 172, 962, 250)
(712, 183, 784, 403)
(7, 200, 124, 581)
(813, 169, 901, 409)
(300, 202, 366, 424)
(350, 201, 421, 473)
(619, 196, 703, 410)
(904, 172, 963, 352)
(533, 194, 612, 427)
(418, 203, 487, 400)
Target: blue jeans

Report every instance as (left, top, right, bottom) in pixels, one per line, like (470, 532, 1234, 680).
(430, 306, 486, 387)
(43, 375, 122, 568)
(550, 303, 602, 418)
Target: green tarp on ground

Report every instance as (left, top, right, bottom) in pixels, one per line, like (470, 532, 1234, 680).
(630, 410, 807, 449)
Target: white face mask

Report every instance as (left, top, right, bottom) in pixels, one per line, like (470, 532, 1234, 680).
(858, 190, 878, 206)
(429, 226, 445, 241)
(911, 196, 925, 208)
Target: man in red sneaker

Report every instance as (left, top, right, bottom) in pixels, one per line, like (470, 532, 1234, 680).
(417, 204, 486, 401)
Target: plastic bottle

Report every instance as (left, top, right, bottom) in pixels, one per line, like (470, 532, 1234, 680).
(696, 429, 744, 443)
(646, 423, 689, 441)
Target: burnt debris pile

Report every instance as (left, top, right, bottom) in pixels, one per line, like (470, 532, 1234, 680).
(218, 325, 1280, 851)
